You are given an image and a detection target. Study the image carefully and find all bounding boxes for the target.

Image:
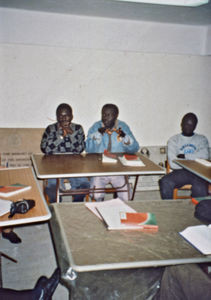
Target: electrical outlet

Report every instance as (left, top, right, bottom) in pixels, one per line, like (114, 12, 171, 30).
(160, 147, 166, 154)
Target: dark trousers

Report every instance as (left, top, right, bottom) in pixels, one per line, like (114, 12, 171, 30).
(45, 177, 90, 203)
(159, 264, 211, 300)
(0, 288, 39, 300)
(159, 169, 209, 199)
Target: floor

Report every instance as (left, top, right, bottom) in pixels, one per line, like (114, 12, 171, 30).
(1, 190, 162, 299)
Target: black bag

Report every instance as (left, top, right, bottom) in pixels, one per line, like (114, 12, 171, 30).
(194, 200, 211, 223)
(9, 199, 35, 218)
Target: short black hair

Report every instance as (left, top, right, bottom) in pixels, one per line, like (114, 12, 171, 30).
(182, 112, 198, 126)
(56, 103, 72, 117)
(102, 104, 119, 116)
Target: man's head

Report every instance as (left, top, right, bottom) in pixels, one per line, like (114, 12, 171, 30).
(56, 103, 73, 128)
(181, 112, 198, 137)
(101, 104, 119, 129)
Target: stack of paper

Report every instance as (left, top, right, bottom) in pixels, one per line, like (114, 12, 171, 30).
(119, 154, 145, 167)
(85, 198, 158, 231)
(102, 154, 117, 163)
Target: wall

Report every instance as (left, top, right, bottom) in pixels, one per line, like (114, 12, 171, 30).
(0, 8, 211, 146)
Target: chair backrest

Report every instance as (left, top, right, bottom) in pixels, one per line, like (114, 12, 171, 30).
(165, 160, 171, 174)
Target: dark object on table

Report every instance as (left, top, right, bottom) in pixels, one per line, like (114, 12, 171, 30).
(9, 199, 35, 218)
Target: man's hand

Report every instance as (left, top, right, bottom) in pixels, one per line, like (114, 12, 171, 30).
(117, 127, 126, 138)
(98, 127, 106, 135)
(63, 127, 73, 135)
(59, 126, 73, 137)
(177, 154, 185, 159)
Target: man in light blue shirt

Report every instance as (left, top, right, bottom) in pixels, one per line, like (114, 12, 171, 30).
(86, 103, 139, 201)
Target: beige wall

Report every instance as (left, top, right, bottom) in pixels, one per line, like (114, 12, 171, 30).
(1, 8, 211, 146)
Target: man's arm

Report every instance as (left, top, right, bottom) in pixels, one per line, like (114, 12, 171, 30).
(86, 121, 139, 153)
(191, 135, 209, 160)
(86, 121, 104, 153)
(41, 124, 86, 154)
(40, 124, 63, 154)
(73, 125, 86, 153)
(117, 122, 139, 153)
(167, 136, 181, 170)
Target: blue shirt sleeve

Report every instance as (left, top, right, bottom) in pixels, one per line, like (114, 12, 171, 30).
(86, 120, 139, 153)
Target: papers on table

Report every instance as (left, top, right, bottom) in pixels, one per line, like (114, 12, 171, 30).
(85, 198, 158, 231)
(96, 201, 138, 230)
(179, 224, 211, 255)
(102, 154, 118, 164)
(102, 152, 145, 166)
(0, 199, 12, 216)
(85, 198, 134, 221)
(119, 155, 145, 167)
(195, 158, 211, 167)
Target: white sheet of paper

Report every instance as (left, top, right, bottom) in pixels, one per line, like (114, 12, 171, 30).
(85, 198, 136, 221)
(102, 154, 117, 163)
(118, 156, 145, 167)
(97, 205, 143, 230)
(180, 224, 211, 255)
(0, 198, 12, 216)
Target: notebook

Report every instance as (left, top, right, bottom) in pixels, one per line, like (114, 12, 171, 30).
(0, 183, 31, 197)
(180, 225, 211, 255)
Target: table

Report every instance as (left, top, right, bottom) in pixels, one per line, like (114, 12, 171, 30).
(175, 159, 211, 183)
(49, 200, 211, 298)
(31, 153, 165, 201)
(0, 167, 51, 227)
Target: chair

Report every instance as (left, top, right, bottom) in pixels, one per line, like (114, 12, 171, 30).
(91, 185, 118, 201)
(43, 179, 90, 203)
(43, 179, 50, 204)
(165, 160, 192, 200)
